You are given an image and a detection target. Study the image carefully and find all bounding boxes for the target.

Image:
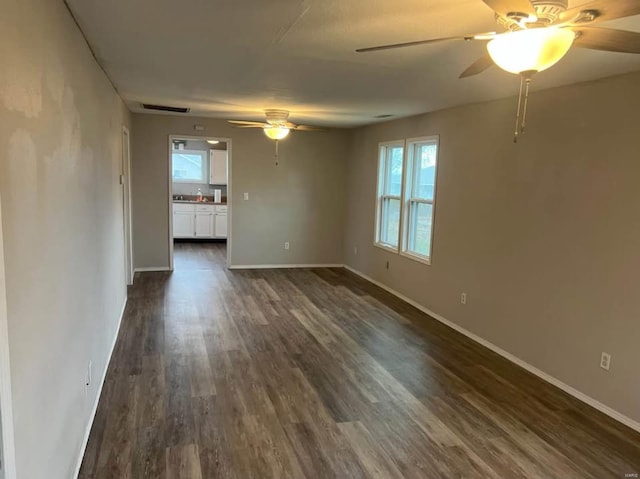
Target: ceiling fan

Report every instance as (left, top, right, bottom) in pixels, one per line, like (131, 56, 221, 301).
(227, 109, 322, 140)
(228, 110, 323, 164)
(357, 0, 640, 141)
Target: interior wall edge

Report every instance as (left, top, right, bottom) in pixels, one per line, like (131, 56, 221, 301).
(343, 264, 640, 434)
(0, 197, 17, 479)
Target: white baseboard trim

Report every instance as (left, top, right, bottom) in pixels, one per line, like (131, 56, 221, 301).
(229, 264, 344, 270)
(134, 267, 172, 273)
(343, 265, 640, 434)
(73, 297, 128, 478)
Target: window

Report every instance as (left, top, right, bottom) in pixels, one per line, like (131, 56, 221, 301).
(375, 142, 404, 249)
(172, 150, 207, 183)
(374, 136, 439, 264)
(402, 137, 438, 263)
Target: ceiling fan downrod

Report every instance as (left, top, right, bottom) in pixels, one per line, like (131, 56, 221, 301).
(513, 71, 534, 143)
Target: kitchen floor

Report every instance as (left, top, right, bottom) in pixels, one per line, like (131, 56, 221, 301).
(173, 240, 227, 271)
(79, 242, 640, 478)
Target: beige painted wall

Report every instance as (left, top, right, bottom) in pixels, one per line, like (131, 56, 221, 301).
(0, 0, 131, 477)
(344, 71, 640, 424)
(131, 114, 349, 268)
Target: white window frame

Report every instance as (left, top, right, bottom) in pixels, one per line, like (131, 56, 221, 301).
(400, 136, 439, 265)
(373, 135, 440, 265)
(374, 140, 405, 252)
(171, 149, 208, 184)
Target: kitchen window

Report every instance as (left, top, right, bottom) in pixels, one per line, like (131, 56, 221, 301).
(374, 136, 439, 264)
(172, 150, 207, 183)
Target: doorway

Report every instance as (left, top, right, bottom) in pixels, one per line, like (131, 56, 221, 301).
(121, 126, 133, 285)
(168, 135, 232, 271)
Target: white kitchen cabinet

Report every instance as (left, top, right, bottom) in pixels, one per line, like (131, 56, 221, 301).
(214, 213, 228, 238)
(209, 150, 228, 185)
(173, 211, 195, 238)
(173, 203, 225, 239)
(195, 211, 214, 237)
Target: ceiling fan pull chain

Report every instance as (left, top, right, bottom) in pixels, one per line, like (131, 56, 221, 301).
(514, 75, 525, 143)
(521, 77, 532, 134)
(275, 139, 279, 166)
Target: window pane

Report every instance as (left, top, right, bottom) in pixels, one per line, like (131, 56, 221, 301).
(172, 153, 204, 181)
(414, 143, 437, 200)
(409, 202, 433, 257)
(381, 198, 401, 247)
(387, 147, 404, 196)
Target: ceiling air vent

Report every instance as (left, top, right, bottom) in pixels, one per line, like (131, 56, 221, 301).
(142, 103, 191, 113)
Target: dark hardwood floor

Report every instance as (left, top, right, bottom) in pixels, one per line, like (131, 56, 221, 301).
(79, 242, 640, 478)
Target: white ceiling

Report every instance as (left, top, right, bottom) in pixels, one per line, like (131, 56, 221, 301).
(66, 0, 640, 127)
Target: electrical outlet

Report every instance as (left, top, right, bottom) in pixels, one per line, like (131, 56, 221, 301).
(461, 293, 467, 305)
(243, 192, 249, 200)
(600, 352, 611, 371)
(284, 242, 290, 250)
(354, 247, 358, 256)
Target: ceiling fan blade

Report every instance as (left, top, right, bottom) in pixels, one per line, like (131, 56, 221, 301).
(227, 120, 269, 127)
(558, 0, 640, 26)
(481, 0, 536, 18)
(292, 124, 325, 131)
(459, 52, 495, 78)
(356, 35, 477, 53)
(571, 27, 640, 53)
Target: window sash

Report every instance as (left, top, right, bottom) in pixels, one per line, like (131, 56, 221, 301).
(382, 145, 403, 196)
(379, 195, 401, 247)
(375, 141, 404, 250)
(410, 141, 437, 201)
(406, 199, 434, 256)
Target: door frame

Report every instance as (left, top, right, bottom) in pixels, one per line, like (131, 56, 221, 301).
(0, 195, 17, 479)
(167, 135, 232, 270)
(121, 126, 134, 285)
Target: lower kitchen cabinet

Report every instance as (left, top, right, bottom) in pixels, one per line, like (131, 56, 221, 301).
(214, 213, 228, 238)
(195, 211, 214, 237)
(173, 211, 195, 238)
(173, 203, 227, 239)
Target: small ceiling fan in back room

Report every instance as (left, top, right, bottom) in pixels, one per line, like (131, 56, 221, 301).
(357, 0, 640, 142)
(228, 110, 323, 165)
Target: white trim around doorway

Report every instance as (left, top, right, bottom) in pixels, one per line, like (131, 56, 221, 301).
(122, 126, 134, 285)
(167, 135, 232, 271)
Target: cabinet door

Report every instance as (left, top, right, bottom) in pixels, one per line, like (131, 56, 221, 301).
(195, 213, 214, 237)
(214, 214, 228, 238)
(173, 212, 194, 238)
(209, 150, 228, 185)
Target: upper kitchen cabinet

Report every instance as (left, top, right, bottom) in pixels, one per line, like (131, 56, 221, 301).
(209, 150, 228, 185)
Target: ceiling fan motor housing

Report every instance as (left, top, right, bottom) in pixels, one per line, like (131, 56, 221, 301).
(265, 109, 290, 125)
(531, 0, 568, 23)
(499, 0, 568, 29)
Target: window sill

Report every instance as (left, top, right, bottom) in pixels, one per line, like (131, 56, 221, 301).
(400, 250, 431, 266)
(374, 242, 399, 254)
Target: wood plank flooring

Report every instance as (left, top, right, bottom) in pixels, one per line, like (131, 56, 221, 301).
(79, 242, 640, 478)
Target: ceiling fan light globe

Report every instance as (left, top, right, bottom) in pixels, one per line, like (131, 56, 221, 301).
(487, 27, 575, 75)
(263, 126, 290, 141)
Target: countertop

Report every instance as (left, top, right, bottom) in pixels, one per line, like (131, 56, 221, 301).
(173, 200, 227, 205)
